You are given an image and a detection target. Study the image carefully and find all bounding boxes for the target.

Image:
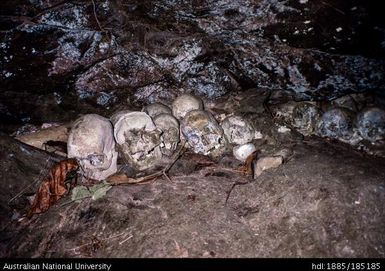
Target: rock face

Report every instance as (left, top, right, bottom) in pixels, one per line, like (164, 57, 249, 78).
(0, 133, 63, 235)
(1, 0, 385, 131)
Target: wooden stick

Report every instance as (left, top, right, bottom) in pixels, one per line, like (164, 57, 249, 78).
(106, 141, 186, 185)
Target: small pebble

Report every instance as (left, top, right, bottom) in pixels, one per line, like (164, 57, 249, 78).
(253, 156, 283, 179)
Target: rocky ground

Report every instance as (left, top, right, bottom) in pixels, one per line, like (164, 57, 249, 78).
(1, 0, 385, 258)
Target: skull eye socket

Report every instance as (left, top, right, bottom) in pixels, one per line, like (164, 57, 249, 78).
(87, 154, 105, 166)
(141, 130, 162, 144)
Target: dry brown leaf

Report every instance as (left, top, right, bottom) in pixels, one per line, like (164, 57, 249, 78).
(238, 151, 258, 175)
(27, 159, 78, 218)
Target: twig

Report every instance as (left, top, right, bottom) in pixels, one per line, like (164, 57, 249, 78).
(203, 166, 245, 174)
(8, 157, 53, 204)
(224, 152, 258, 205)
(320, 1, 346, 15)
(119, 234, 133, 245)
(224, 180, 251, 206)
(163, 172, 173, 183)
(204, 151, 257, 175)
(66, 232, 127, 252)
(59, 195, 91, 207)
(91, 0, 104, 32)
(106, 141, 186, 185)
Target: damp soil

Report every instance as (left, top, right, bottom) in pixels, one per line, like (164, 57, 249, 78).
(0, 130, 384, 258)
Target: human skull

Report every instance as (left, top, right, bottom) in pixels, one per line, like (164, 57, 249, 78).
(172, 94, 204, 120)
(181, 110, 227, 157)
(67, 114, 118, 181)
(292, 102, 321, 136)
(233, 143, 257, 162)
(221, 115, 254, 145)
(153, 113, 180, 156)
(143, 103, 172, 118)
(316, 108, 354, 139)
(112, 111, 162, 171)
(356, 107, 385, 142)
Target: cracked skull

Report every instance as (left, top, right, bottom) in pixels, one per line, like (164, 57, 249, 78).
(67, 114, 118, 181)
(172, 94, 204, 120)
(317, 108, 354, 139)
(221, 115, 254, 145)
(292, 102, 321, 136)
(112, 111, 162, 171)
(356, 107, 385, 142)
(153, 113, 180, 156)
(181, 110, 227, 157)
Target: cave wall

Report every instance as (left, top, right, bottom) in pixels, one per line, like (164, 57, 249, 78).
(1, 0, 384, 129)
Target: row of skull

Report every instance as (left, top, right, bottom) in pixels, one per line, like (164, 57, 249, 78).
(290, 102, 385, 143)
(67, 94, 257, 181)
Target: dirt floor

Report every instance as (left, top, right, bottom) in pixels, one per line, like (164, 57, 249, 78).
(1, 129, 384, 258)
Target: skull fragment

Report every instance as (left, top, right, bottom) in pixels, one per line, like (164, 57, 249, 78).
(317, 108, 354, 139)
(67, 114, 118, 181)
(143, 102, 172, 118)
(153, 113, 180, 156)
(356, 107, 385, 142)
(233, 143, 257, 162)
(112, 111, 162, 171)
(292, 102, 321, 136)
(181, 110, 227, 157)
(221, 115, 254, 145)
(172, 94, 204, 120)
